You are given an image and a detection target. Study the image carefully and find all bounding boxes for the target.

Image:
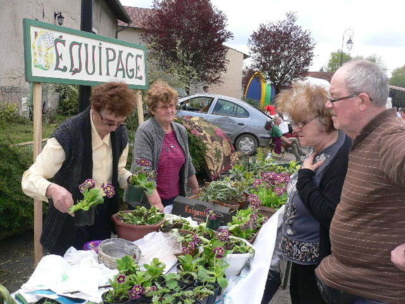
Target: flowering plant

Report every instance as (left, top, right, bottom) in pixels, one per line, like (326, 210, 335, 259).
(103, 256, 165, 303)
(69, 179, 115, 213)
(227, 207, 267, 240)
(248, 171, 290, 209)
(129, 160, 157, 195)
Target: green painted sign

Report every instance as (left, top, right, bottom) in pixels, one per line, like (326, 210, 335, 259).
(23, 18, 148, 89)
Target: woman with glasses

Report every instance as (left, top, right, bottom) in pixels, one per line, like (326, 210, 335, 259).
(22, 82, 136, 255)
(131, 80, 199, 212)
(261, 82, 351, 304)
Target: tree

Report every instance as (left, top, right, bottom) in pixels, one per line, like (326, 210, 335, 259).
(142, 0, 233, 93)
(324, 53, 386, 73)
(248, 12, 315, 92)
(324, 50, 352, 72)
(390, 65, 405, 88)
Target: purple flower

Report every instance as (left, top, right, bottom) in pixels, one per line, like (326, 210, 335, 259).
(116, 274, 126, 283)
(216, 228, 230, 242)
(275, 186, 286, 196)
(129, 285, 145, 299)
(247, 194, 261, 209)
(78, 179, 96, 192)
(102, 183, 115, 198)
(213, 246, 225, 258)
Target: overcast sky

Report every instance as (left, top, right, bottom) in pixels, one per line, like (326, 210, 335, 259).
(120, 0, 405, 76)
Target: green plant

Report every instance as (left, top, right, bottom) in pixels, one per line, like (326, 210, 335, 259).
(116, 206, 165, 225)
(227, 208, 267, 240)
(128, 166, 157, 196)
(199, 179, 244, 203)
(53, 84, 79, 116)
(0, 102, 21, 124)
(0, 144, 34, 235)
(69, 179, 115, 213)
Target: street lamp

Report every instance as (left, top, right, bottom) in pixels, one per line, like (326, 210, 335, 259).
(54, 12, 65, 26)
(340, 29, 354, 66)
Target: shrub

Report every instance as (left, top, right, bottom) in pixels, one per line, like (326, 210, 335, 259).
(53, 84, 79, 116)
(0, 102, 22, 126)
(0, 144, 34, 235)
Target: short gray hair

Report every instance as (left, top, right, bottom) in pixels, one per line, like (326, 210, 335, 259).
(342, 59, 389, 107)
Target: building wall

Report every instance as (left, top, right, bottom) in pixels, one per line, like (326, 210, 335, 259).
(0, 0, 120, 109)
(193, 48, 245, 99)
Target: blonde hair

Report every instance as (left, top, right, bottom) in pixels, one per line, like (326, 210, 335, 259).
(146, 80, 179, 115)
(275, 82, 335, 133)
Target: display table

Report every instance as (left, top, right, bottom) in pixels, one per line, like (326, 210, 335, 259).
(14, 207, 284, 304)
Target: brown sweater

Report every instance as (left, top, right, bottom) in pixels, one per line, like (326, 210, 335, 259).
(316, 109, 405, 304)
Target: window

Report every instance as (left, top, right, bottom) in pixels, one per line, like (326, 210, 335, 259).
(212, 99, 249, 118)
(180, 97, 214, 112)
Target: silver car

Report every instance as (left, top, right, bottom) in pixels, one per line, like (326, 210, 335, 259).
(177, 93, 272, 154)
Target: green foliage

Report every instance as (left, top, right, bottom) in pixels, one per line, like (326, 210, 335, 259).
(117, 206, 165, 225)
(0, 144, 34, 233)
(53, 84, 79, 116)
(243, 97, 260, 109)
(324, 50, 352, 72)
(390, 65, 405, 88)
(0, 102, 24, 126)
(187, 130, 207, 173)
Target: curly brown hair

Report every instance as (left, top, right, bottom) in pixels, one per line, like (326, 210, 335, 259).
(90, 82, 136, 117)
(275, 82, 335, 133)
(146, 80, 178, 116)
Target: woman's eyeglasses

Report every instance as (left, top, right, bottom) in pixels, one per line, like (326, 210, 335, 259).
(155, 104, 177, 111)
(291, 116, 319, 129)
(99, 112, 127, 127)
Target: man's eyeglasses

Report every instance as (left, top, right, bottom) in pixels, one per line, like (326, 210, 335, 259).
(291, 116, 319, 129)
(99, 112, 126, 127)
(327, 94, 358, 104)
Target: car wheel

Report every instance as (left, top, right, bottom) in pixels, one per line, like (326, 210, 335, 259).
(235, 134, 258, 155)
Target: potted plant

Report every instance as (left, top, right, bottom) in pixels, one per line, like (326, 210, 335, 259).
(69, 179, 115, 226)
(205, 209, 224, 231)
(112, 206, 165, 241)
(198, 179, 246, 209)
(226, 207, 267, 243)
(102, 256, 166, 304)
(125, 165, 156, 208)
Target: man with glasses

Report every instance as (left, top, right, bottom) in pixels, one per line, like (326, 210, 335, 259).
(22, 82, 136, 255)
(316, 60, 405, 304)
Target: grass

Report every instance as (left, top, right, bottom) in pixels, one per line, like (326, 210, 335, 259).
(0, 121, 58, 145)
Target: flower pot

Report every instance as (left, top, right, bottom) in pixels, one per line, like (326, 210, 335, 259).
(257, 205, 277, 219)
(112, 211, 164, 242)
(124, 185, 149, 208)
(101, 291, 130, 304)
(98, 238, 142, 269)
(206, 212, 223, 230)
(73, 206, 96, 227)
(223, 237, 254, 277)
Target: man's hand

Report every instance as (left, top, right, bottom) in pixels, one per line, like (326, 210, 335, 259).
(46, 184, 74, 214)
(391, 244, 405, 271)
(302, 153, 324, 171)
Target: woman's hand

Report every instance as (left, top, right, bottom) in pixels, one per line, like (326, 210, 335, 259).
(46, 184, 74, 214)
(391, 243, 405, 271)
(302, 153, 324, 171)
(146, 190, 164, 212)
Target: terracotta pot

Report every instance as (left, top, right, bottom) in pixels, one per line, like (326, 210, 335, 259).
(112, 212, 164, 242)
(257, 205, 277, 219)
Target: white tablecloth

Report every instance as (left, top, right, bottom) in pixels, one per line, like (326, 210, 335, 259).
(15, 207, 283, 304)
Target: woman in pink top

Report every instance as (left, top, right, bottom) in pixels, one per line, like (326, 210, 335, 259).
(131, 81, 199, 211)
